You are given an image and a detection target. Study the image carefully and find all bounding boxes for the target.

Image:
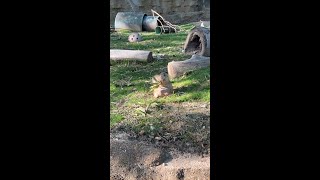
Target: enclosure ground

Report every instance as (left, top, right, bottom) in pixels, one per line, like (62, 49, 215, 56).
(110, 22, 212, 179)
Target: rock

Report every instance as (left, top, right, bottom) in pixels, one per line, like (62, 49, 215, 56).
(139, 130, 145, 135)
(155, 137, 162, 140)
(128, 32, 142, 42)
(200, 104, 207, 108)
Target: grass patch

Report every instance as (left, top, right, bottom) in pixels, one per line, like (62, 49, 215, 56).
(131, 117, 164, 136)
(110, 23, 210, 127)
(110, 114, 124, 126)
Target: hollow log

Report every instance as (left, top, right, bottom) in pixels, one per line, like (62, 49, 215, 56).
(114, 12, 146, 32)
(167, 55, 210, 79)
(183, 27, 210, 57)
(110, 49, 153, 63)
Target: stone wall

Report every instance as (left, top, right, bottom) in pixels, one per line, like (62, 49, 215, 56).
(110, 0, 210, 25)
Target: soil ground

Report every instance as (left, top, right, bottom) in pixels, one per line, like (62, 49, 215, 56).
(110, 102, 212, 179)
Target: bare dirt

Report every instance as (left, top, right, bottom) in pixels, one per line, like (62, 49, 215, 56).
(110, 102, 212, 179)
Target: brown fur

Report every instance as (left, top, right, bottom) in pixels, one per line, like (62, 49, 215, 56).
(152, 72, 173, 98)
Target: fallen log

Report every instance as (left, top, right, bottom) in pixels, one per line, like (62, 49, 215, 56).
(183, 27, 210, 57)
(110, 49, 153, 63)
(167, 54, 210, 79)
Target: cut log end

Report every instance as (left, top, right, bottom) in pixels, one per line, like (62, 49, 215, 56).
(146, 52, 153, 63)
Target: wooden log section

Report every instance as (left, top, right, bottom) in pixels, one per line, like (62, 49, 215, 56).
(183, 27, 210, 57)
(167, 54, 210, 79)
(110, 49, 153, 63)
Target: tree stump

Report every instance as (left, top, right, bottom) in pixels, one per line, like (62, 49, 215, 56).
(110, 49, 153, 63)
(183, 27, 210, 57)
(167, 55, 210, 79)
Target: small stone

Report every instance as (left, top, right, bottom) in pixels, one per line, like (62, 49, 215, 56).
(139, 130, 145, 135)
(155, 137, 161, 140)
(201, 104, 207, 108)
(163, 163, 168, 166)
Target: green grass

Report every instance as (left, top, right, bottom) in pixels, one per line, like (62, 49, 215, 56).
(110, 23, 210, 127)
(110, 114, 124, 126)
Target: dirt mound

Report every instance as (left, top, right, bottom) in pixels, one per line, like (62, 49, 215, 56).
(110, 132, 210, 180)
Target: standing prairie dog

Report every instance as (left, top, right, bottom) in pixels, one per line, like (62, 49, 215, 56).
(152, 72, 173, 98)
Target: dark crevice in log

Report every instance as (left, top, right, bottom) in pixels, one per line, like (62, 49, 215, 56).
(185, 34, 202, 55)
(184, 27, 210, 57)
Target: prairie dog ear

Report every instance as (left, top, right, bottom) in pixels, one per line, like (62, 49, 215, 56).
(152, 74, 160, 83)
(151, 76, 157, 84)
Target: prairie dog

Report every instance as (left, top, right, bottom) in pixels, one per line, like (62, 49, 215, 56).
(152, 72, 173, 98)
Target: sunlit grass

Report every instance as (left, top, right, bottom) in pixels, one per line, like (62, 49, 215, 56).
(110, 23, 210, 126)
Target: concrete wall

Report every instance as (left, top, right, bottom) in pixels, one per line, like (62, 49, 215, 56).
(110, 0, 210, 25)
